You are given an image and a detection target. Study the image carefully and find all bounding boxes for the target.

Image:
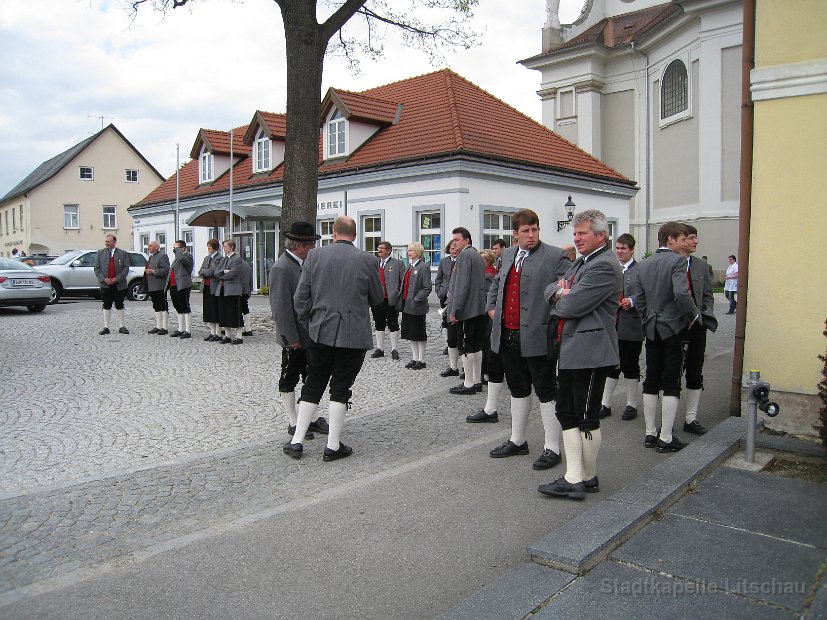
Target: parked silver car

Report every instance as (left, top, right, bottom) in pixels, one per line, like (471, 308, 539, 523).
(0, 258, 51, 312)
(37, 250, 149, 305)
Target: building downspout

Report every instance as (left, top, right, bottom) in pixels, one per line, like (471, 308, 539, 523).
(631, 41, 651, 253)
(729, 0, 755, 416)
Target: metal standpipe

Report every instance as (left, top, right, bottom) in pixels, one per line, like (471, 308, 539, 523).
(745, 369, 781, 464)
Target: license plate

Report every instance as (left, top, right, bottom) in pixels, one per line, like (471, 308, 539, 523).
(11, 279, 36, 287)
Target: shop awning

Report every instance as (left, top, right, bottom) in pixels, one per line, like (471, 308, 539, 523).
(186, 203, 282, 227)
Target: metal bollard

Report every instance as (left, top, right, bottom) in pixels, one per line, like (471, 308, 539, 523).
(746, 370, 781, 463)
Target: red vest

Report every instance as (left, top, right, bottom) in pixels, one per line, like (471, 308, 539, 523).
(502, 266, 521, 330)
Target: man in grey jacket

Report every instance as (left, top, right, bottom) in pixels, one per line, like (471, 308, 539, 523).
(145, 240, 171, 335)
(540, 209, 622, 500)
(94, 233, 130, 335)
(284, 216, 384, 462)
(370, 241, 405, 361)
(483, 209, 571, 472)
(169, 239, 194, 339)
(269, 221, 329, 439)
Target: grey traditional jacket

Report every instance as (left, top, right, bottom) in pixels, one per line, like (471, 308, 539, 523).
(689, 255, 717, 333)
(399, 260, 432, 315)
(145, 251, 170, 293)
(487, 241, 570, 357)
(378, 256, 405, 306)
(447, 246, 486, 321)
(198, 252, 222, 294)
(434, 255, 454, 304)
(94, 247, 130, 290)
(294, 240, 384, 349)
(214, 253, 244, 296)
(633, 249, 699, 340)
(239, 260, 253, 296)
(171, 251, 194, 290)
(545, 246, 623, 370)
(269, 251, 308, 347)
(616, 259, 644, 342)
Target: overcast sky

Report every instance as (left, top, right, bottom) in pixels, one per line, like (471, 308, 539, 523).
(0, 0, 585, 194)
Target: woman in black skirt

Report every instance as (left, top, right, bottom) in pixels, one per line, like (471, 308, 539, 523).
(214, 239, 244, 344)
(399, 243, 432, 370)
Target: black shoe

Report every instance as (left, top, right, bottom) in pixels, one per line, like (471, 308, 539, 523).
(287, 425, 314, 440)
(683, 420, 707, 435)
(538, 477, 587, 500)
(532, 449, 561, 470)
(466, 410, 498, 423)
(308, 417, 329, 435)
(473, 383, 483, 393)
(148, 327, 159, 334)
(442, 347, 448, 355)
(118, 327, 129, 334)
(440, 367, 459, 377)
(242, 331, 253, 337)
(449, 384, 477, 395)
(645, 434, 657, 448)
(405, 360, 416, 369)
(489, 440, 529, 458)
(598, 405, 611, 419)
(391, 349, 400, 361)
(283, 441, 303, 459)
(204, 334, 215, 341)
(169, 330, 181, 338)
(180, 332, 191, 339)
(99, 327, 110, 335)
(231, 338, 243, 345)
(221, 337, 232, 344)
(412, 361, 426, 370)
(621, 405, 638, 420)
(584, 476, 600, 493)
(370, 348, 384, 358)
(655, 437, 687, 453)
(157, 329, 168, 335)
(323, 443, 353, 462)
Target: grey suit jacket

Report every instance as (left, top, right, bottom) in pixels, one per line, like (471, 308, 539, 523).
(447, 246, 486, 321)
(487, 242, 571, 357)
(214, 253, 244, 296)
(269, 251, 308, 347)
(399, 260, 432, 315)
(198, 253, 222, 294)
(689, 255, 717, 333)
(633, 249, 698, 340)
(617, 259, 644, 342)
(145, 251, 170, 292)
(378, 256, 405, 305)
(94, 247, 130, 290)
(545, 246, 623, 370)
(171, 251, 194, 290)
(434, 255, 454, 304)
(294, 240, 384, 349)
(239, 260, 253, 296)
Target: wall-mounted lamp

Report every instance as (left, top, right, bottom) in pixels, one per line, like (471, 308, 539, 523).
(557, 195, 576, 232)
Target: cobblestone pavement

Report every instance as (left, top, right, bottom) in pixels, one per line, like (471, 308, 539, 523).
(0, 292, 737, 607)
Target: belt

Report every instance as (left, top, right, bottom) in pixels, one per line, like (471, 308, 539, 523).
(502, 327, 520, 347)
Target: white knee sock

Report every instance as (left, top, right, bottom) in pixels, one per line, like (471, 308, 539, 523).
(291, 401, 317, 445)
(582, 428, 601, 480)
(390, 331, 399, 351)
(643, 393, 659, 436)
(243, 313, 251, 332)
(448, 347, 459, 370)
(660, 396, 679, 443)
(375, 331, 385, 350)
(176, 313, 184, 331)
(281, 391, 297, 426)
(626, 378, 640, 408)
(154, 312, 162, 329)
(161, 311, 169, 330)
(115, 308, 125, 328)
(562, 428, 584, 484)
(684, 388, 701, 424)
(471, 351, 483, 385)
(184, 313, 191, 333)
(102, 309, 111, 329)
(462, 355, 473, 388)
(327, 401, 348, 450)
(210, 322, 218, 336)
(484, 381, 504, 414)
(601, 377, 618, 408)
(509, 395, 532, 445)
(416, 341, 427, 361)
(540, 401, 562, 453)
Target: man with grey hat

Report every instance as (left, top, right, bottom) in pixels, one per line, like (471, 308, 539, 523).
(269, 221, 329, 439)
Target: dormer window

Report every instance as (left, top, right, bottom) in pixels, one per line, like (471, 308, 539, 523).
(254, 129, 271, 173)
(327, 109, 347, 157)
(200, 146, 213, 183)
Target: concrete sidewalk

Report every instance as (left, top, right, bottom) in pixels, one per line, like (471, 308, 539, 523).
(442, 418, 827, 619)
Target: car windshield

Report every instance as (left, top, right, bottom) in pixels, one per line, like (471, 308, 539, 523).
(0, 259, 34, 270)
(49, 252, 83, 265)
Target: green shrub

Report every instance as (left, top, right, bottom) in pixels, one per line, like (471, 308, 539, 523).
(258, 285, 269, 296)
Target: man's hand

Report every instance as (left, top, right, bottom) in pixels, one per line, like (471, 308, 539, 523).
(620, 298, 632, 311)
(449, 314, 458, 324)
(487, 309, 495, 320)
(288, 341, 301, 350)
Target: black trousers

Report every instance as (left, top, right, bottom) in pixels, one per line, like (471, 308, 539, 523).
(499, 329, 557, 401)
(169, 285, 191, 314)
(457, 314, 486, 354)
(556, 366, 612, 432)
(101, 285, 126, 310)
(149, 289, 168, 312)
(371, 299, 399, 332)
(481, 316, 504, 383)
(608, 339, 643, 380)
(240, 294, 250, 316)
(683, 322, 707, 390)
(301, 344, 367, 405)
(642, 330, 687, 397)
(446, 321, 458, 348)
(279, 347, 307, 393)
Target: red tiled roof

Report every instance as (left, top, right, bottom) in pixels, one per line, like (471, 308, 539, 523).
(137, 69, 631, 208)
(324, 89, 400, 125)
(189, 126, 251, 159)
(243, 111, 287, 144)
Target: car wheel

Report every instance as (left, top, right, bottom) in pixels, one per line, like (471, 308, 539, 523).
(27, 304, 46, 313)
(128, 279, 147, 302)
(48, 280, 63, 305)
